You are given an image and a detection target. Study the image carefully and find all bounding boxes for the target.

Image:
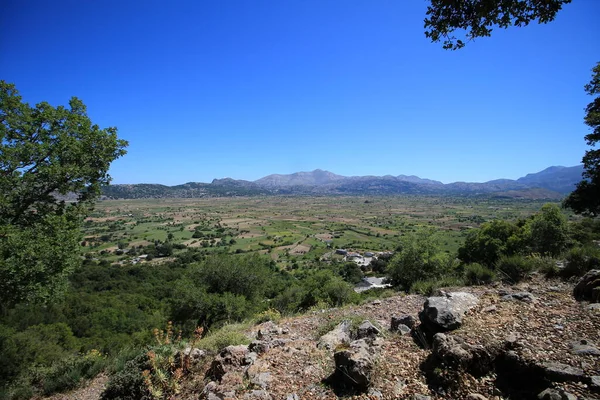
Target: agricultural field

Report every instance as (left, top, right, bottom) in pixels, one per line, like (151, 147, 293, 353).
(81, 196, 563, 269)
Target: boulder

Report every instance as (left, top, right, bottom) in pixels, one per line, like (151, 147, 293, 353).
(501, 292, 536, 302)
(569, 339, 600, 356)
(391, 314, 416, 331)
(244, 390, 272, 400)
(333, 339, 374, 392)
(541, 362, 586, 382)
(538, 388, 577, 400)
(356, 320, 380, 342)
(208, 345, 256, 381)
(317, 320, 352, 350)
(431, 333, 497, 375)
(573, 269, 600, 302)
(419, 292, 479, 332)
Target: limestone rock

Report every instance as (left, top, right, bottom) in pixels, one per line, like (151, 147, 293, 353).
(541, 362, 586, 382)
(502, 292, 536, 302)
(391, 314, 416, 331)
(317, 320, 351, 350)
(333, 339, 374, 392)
(419, 292, 479, 332)
(356, 320, 380, 342)
(208, 345, 255, 381)
(573, 269, 600, 302)
(569, 339, 600, 356)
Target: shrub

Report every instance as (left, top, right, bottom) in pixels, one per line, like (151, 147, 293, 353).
(101, 352, 150, 400)
(196, 323, 251, 353)
(409, 276, 465, 296)
(463, 263, 496, 286)
(495, 255, 533, 284)
(254, 309, 281, 324)
(527, 255, 559, 278)
(561, 246, 600, 278)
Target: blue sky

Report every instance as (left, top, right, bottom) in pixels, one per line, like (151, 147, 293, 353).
(1, 0, 599, 185)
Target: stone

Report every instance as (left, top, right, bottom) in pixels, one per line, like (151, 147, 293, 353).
(175, 347, 206, 372)
(590, 375, 600, 391)
(372, 299, 382, 305)
(432, 333, 498, 376)
(286, 394, 299, 400)
(588, 303, 600, 312)
(257, 321, 282, 339)
(395, 324, 411, 335)
(538, 388, 577, 400)
(249, 340, 270, 354)
(569, 339, 600, 356)
(573, 270, 600, 302)
(482, 305, 497, 313)
(208, 345, 254, 381)
(501, 292, 536, 302)
(391, 314, 416, 331)
(244, 390, 272, 400)
(411, 395, 432, 400)
(541, 362, 586, 382)
(250, 372, 271, 389)
(317, 320, 351, 350)
(419, 292, 479, 332)
(356, 320, 380, 341)
(333, 339, 374, 392)
(467, 394, 488, 400)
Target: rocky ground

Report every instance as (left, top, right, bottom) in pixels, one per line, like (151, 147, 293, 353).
(43, 272, 600, 399)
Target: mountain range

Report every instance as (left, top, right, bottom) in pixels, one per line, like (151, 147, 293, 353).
(101, 165, 585, 200)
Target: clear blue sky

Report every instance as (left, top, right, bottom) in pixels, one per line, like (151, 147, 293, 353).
(1, 1, 599, 185)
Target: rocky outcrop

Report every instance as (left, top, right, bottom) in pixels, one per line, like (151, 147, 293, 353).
(317, 320, 351, 350)
(391, 314, 415, 335)
(419, 292, 479, 332)
(332, 339, 375, 392)
(208, 345, 257, 381)
(430, 333, 498, 376)
(573, 269, 600, 302)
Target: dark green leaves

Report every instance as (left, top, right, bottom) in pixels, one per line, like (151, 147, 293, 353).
(424, 0, 572, 50)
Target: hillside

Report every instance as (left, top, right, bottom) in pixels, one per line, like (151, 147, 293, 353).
(45, 274, 600, 400)
(102, 165, 584, 199)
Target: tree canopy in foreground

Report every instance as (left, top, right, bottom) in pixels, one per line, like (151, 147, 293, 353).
(0, 81, 128, 306)
(564, 63, 600, 216)
(424, 0, 572, 50)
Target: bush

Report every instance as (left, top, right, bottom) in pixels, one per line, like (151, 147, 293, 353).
(196, 323, 251, 353)
(528, 255, 558, 278)
(561, 246, 600, 278)
(463, 263, 496, 286)
(409, 276, 465, 296)
(495, 255, 533, 284)
(101, 352, 150, 400)
(254, 309, 281, 324)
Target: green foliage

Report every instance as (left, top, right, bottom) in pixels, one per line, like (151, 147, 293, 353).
(254, 309, 282, 324)
(338, 262, 364, 284)
(463, 263, 496, 286)
(387, 229, 457, 290)
(424, 0, 571, 50)
(101, 352, 151, 400)
(458, 220, 520, 267)
(196, 323, 251, 353)
(0, 81, 127, 306)
(523, 204, 569, 256)
(495, 255, 534, 284)
(410, 276, 465, 296)
(561, 246, 600, 278)
(565, 62, 600, 216)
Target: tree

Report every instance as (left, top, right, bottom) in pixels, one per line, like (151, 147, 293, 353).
(564, 63, 600, 216)
(424, 0, 571, 50)
(523, 203, 569, 256)
(386, 229, 455, 290)
(0, 81, 128, 306)
(458, 220, 521, 266)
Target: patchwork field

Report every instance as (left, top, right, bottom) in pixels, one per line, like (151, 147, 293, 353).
(81, 196, 564, 269)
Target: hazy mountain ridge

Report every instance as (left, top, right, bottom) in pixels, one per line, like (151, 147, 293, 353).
(101, 165, 584, 199)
